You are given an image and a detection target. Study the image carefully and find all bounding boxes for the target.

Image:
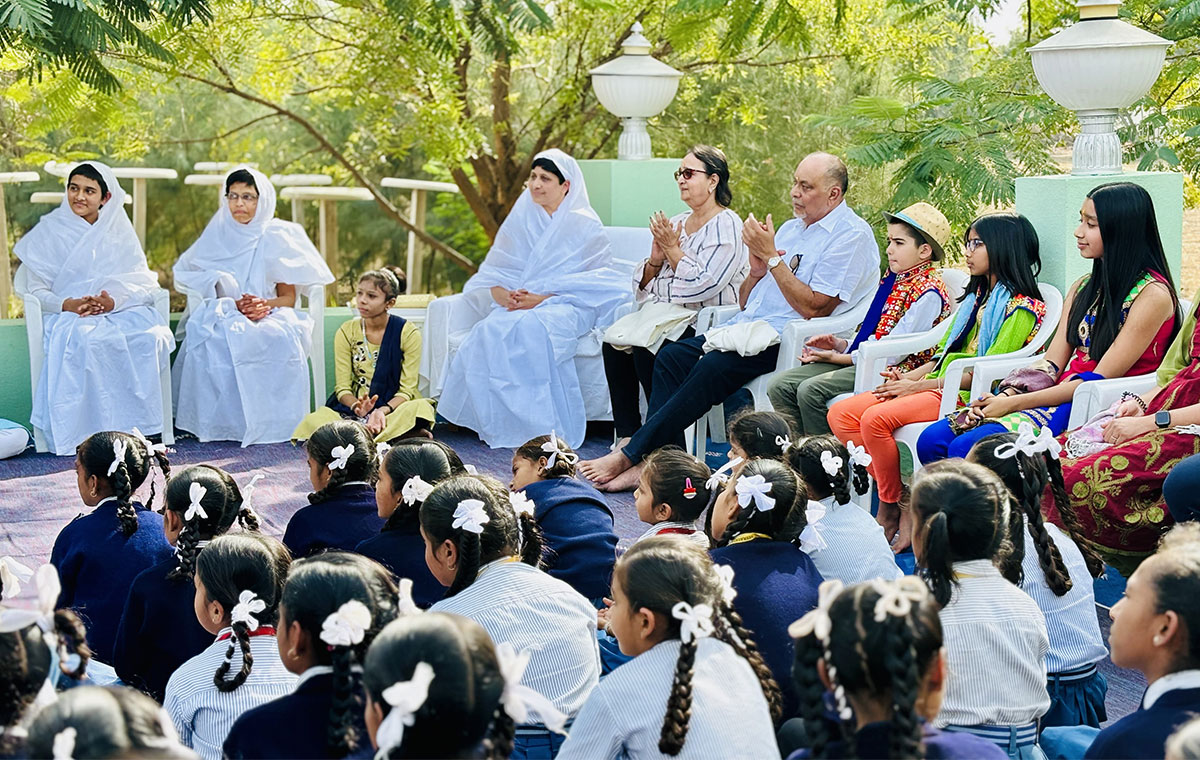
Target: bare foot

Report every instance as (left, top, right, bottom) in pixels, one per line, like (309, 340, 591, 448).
(579, 449, 634, 485)
(891, 509, 913, 554)
(598, 464, 642, 493)
(876, 500, 900, 543)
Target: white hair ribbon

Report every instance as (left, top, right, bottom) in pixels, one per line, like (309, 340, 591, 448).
(230, 590, 266, 630)
(495, 642, 570, 733)
(376, 441, 392, 462)
(328, 444, 354, 471)
(107, 438, 128, 477)
(540, 430, 579, 470)
(820, 450, 844, 478)
(0, 564, 60, 641)
(185, 482, 208, 522)
(787, 578, 844, 642)
(375, 662, 436, 754)
(52, 727, 76, 760)
(509, 491, 535, 518)
(706, 456, 744, 491)
(995, 421, 1062, 460)
(775, 435, 792, 453)
(401, 475, 436, 506)
(131, 427, 167, 457)
(463, 464, 478, 475)
(320, 599, 372, 648)
(799, 502, 828, 554)
(452, 499, 490, 534)
(397, 578, 421, 617)
(240, 473, 264, 519)
(870, 577, 928, 623)
(735, 474, 775, 512)
(0, 557, 33, 601)
(714, 564, 737, 606)
(671, 601, 715, 644)
(846, 441, 872, 468)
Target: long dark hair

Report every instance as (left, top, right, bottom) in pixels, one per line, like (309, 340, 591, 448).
(306, 421, 377, 504)
(77, 431, 170, 537)
(641, 447, 712, 525)
(727, 411, 793, 460)
(688, 144, 733, 207)
(713, 458, 808, 548)
(379, 440, 466, 532)
(164, 465, 258, 582)
(959, 212, 1042, 305)
(1066, 182, 1180, 361)
(786, 435, 869, 505)
(0, 624, 53, 756)
(281, 553, 399, 756)
(27, 686, 187, 759)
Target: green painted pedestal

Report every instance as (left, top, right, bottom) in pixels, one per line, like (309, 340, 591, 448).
(1015, 171, 1183, 295)
(579, 158, 687, 227)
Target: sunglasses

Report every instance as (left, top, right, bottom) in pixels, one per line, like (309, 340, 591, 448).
(964, 238, 986, 253)
(674, 167, 711, 181)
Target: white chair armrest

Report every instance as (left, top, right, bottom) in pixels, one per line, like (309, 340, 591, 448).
(966, 354, 1044, 399)
(302, 285, 326, 409)
(696, 305, 741, 333)
(937, 356, 978, 416)
(1067, 374, 1158, 430)
(853, 321, 952, 394)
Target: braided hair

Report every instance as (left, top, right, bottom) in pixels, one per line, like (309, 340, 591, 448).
(616, 537, 781, 755)
(514, 434, 579, 479)
(791, 579, 943, 759)
(1044, 450, 1107, 578)
(378, 439, 466, 532)
(419, 475, 536, 597)
(164, 465, 255, 582)
(280, 553, 399, 756)
(0, 624, 52, 756)
(727, 410, 795, 460)
(363, 612, 508, 759)
(640, 447, 713, 525)
(714, 458, 808, 548)
(27, 685, 185, 759)
(306, 421, 377, 504)
(76, 431, 166, 537)
(195, 534, 291, 693)
(787, 435, 867, 505)
(910, 461, 1010, 606)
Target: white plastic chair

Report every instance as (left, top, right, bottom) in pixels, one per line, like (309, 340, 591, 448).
(16, 264, 175, 453)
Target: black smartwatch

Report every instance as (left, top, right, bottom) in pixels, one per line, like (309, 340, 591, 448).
(1155, 410, 1172, 429)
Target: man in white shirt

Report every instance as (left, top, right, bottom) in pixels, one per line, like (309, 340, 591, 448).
(580, 152, 878, 490)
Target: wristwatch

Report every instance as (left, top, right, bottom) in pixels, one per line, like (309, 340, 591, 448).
(1156, 410, 1172, 429)
(766, 255, 782, 270)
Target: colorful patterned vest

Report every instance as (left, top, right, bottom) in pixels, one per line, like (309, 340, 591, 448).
(1005, 293, 1047, 347)
(857, 261, 952, 372)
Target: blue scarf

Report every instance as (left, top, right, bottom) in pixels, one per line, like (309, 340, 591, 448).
(847, 271, 896, 353)
(326, 315, 407, 415)
(940, 282, 1013, 361)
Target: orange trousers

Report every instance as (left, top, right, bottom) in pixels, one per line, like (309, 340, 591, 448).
(827, 389, 944, 504)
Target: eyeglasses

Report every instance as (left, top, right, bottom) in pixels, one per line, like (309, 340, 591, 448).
(674, 167, 710, 181)
(964, 238, 986, 253)
(789, 253, 803, 273)
(226, 192, 259, 204)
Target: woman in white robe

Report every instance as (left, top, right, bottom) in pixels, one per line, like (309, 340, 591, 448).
(172, 166, 333, 446)
(437, 149, 629, 448)
(15, 161, 175, 456)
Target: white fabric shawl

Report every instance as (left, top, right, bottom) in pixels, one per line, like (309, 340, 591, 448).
(14, 162, 174, 455)
(438, 149, 630, 448)
(172, 167, 333, 446)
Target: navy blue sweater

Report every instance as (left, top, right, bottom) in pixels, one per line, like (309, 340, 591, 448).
(112, 556, 215, 702)
(710, 540, 823, 721)
(224, 672, 373, 759)
(789, 721, 1007, 759)
(1086, 687, 1200, 759)
(523, 477, 618, 601)
(50, 499, 173, 664)
(355, 515, 444, 608)
(283, 484, 385, 558)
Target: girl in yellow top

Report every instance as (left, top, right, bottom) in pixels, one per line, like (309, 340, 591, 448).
(292, 267, 436, 443)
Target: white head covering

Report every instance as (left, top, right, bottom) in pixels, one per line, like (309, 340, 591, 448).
(464, 149, 628, 322)
(14, 161, 159, 299)
(173, 166, 333, 299)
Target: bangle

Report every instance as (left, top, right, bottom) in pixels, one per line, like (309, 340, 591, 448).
(379, 403, 392, 415)
(1121, 391, 1147, 413)
(646, 260, 663, 270)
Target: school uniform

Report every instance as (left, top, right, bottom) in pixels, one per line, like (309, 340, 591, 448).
(558, 637, 778, 760)
(430, 558, 600, 759)
(353, 513, 444, 608)
(635, 521, 709, 549)
(1018, 522, 1109, 729)
(804, 497, 902, 585)
(710, 538, 823, 720)
(223, 666, 373, 759)
(49, 497, 173, 664)
(112, 556, 215, 702)
(523, 477, 618, 601)
(787, 720, 1008, 759)
(282, 483, 384, 558)
(934, 559, 1050, 760)
(1084, 672, 1200, 759)
(164, 627, 297, 760)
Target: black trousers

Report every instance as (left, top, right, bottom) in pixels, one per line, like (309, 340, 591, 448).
(601, 327, 695, 438)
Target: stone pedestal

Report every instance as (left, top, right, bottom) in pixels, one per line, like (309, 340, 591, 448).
(1015, 171, 1183, 294)
(578, 158, 687, 227)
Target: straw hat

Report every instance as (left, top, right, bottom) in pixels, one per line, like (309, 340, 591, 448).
(882, 202, 951, 262)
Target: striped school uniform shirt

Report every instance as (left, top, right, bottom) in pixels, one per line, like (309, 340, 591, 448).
(1020, 521, 1108, 674)
(635, 209, 748, 309)
(635, 521, 710, 549)
(557, 637, 777, 760)
(933, 559, 1050, 729)
(163, 629, 298, 760)
(804, 497, 902, 585)
(429, 559, 600, 721)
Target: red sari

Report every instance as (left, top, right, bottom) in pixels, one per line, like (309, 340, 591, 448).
(1046, 297, 1198, 574)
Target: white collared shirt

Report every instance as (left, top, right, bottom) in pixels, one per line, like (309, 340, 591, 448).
(804, 497, 901, 584)
(1143, 669, 1200, 709)
(635, 521, 710, 549)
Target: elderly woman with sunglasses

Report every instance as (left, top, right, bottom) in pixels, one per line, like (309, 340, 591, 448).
(598, 145, 749, 460)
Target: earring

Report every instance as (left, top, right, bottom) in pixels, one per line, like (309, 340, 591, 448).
(1154, 635, 1164, 645)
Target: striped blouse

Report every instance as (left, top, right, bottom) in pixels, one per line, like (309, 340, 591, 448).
(635, 209, 748, 309)
(635, 521, 710, 549)
(163, 629, 298, 760)
(804, 497, 902, 585)
(429, 559, 600, 721)
(933, 559, 1050, 728)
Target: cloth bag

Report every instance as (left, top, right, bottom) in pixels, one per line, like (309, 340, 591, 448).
(603, 300, 695, 353)
(701, 320, 780, 357)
